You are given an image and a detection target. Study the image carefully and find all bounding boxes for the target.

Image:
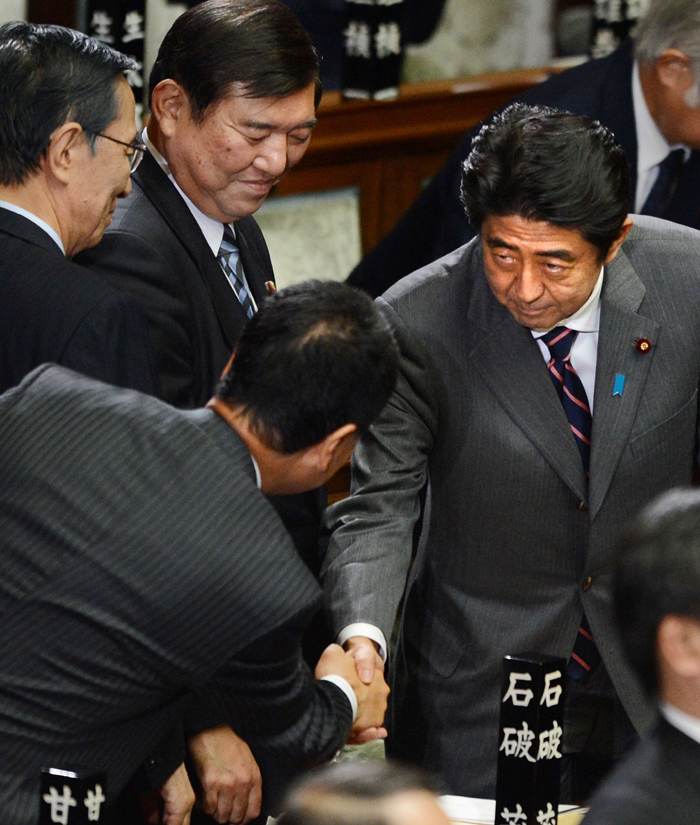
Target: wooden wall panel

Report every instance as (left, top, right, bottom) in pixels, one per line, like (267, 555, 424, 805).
(274, 66, 561, 254)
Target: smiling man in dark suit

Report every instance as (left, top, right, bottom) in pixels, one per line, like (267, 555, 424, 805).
(0, 22, 157, 396)
(77, 2, 327, 820)
(323, 104, 700, 804)
(584, 488, 700, 825)
(348, 0, 700, 298)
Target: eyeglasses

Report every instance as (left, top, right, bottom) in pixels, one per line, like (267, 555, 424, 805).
(92, 132, 146, 172)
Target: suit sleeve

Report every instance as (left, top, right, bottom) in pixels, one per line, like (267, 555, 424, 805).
(78, 229, 199, 407)
(322, 298, 440, 643)
(61, 290, 160, 396)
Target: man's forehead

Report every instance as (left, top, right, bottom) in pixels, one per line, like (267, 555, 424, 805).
(482, 213, 592, 251)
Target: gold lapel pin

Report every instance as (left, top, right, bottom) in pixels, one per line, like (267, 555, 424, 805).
(635, 338, 652, 354)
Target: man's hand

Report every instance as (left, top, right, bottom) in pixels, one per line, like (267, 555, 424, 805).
(315, 643, 389, 744)
(141, 762, 196, 825)
(344, 635, 384, 685)
(187, 725, 262, 824)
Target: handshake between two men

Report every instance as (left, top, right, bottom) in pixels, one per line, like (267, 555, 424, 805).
(0, 281, 399, 825)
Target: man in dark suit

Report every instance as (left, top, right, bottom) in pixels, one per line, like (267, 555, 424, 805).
(0, 281, 397, 825)
(323, 105, 700, 803)
(348, 0, 700, 297)
(0, 22, 157, 396)
(583, 488, 700, 825)
(77, 4, 329, 816)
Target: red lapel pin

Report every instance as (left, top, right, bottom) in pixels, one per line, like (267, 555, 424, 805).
(635, 338, 652, 354)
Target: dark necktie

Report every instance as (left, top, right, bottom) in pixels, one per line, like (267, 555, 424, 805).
(217, 225, 255, 319)
(641, 148, 686, 218)
(540, 327, 600, 680)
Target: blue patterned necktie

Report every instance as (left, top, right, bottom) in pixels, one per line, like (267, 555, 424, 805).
(217, 225, 255, 319)
(641, 148, 686, 218)
(541, 326, 600, 680)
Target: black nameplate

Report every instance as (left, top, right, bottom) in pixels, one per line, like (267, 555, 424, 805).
(342, 0, 404, 100)
(495, 654, 566, 825)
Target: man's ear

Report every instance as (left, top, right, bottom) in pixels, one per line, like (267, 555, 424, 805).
(657, 615, 700, 680)
(314, 423, 358, 474)
(43, 121, 87, 185)
(656, 49, 696, 94)
(150, 79, 189, 138)
(604, 216, 634, 266)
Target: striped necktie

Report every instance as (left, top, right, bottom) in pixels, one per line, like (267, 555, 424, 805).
(641, 148, 686, 218)
(541, 326, 600, 680)
(217, 225, 255, 319)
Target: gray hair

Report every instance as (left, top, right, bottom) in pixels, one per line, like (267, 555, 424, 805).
(635, 0, 700, 64)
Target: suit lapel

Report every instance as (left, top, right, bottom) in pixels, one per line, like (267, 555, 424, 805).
(469, 276, 588, 502)
(133, 152, 249, 349)
(589, 248, 658, 518)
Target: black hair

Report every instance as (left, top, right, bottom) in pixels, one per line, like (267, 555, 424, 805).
(148, 0, 321, 120)
(280, 761, 440, 825)
(461, 103, 632, 260)
(215, 281, 399, 453)
(615, 487, 700, 696)
(0, 22, 135, 185)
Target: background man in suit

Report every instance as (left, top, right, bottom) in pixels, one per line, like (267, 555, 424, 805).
(0, 22, 157, 395)
(348, 0, 700, 298)
(323, 104, 700, 803)
(584, 487, 700, 825)
(280, 760, 450, 825)
(78, 3, 328, 816)
(0, 281, 397, 825)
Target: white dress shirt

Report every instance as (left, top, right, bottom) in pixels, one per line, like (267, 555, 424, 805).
(142, 131, 257, 312)
(532, 266, 604, 412)
(632, 62, 690, 212)
(660, 702, 700, 745)
(0, 201, 65, 255)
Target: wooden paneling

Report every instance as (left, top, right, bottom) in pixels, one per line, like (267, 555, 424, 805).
(27, 0, 75, 27)
(274, 67, 560, 253)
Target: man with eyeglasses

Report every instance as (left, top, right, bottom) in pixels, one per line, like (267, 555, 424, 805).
(0, 21, 157, 396)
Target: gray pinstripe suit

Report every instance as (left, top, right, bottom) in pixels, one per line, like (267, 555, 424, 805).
(0, 365, 351, 825)
(323, 215, 700, 796)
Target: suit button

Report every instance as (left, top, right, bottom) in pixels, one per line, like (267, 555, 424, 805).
(577, 501, 589, 513)
(582, 577, 593, 592)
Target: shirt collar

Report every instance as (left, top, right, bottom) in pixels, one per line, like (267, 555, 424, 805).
(143, 128, 230, 255)
(0, 201, 65, 255)
(632, 61, 690, 176)
(660, 701, 700, 746)
(532, 265, 604, 338)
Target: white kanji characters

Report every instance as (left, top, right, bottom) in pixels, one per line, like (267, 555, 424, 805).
(374, 22, 401, 59)
(595, 0, 623, 22)
(122, 11, 145, 44)
(501, 803, 528, 824)
(537, 802, 557, 825)
(84, 783, 106, 822)
(537, 719, 563, 760)
(500, 721, 537, 762)
(90, 11, 114, 44)
(502, 672, 534, 707)
(43, 785, 77, 825)
(626, 0, 651, 18)
(540, 670, 562, 707)
(591, 27, 619, 59)
(344, 21, 372, 59)
(124, 59, 144, 89)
